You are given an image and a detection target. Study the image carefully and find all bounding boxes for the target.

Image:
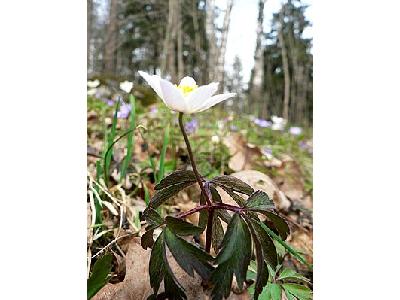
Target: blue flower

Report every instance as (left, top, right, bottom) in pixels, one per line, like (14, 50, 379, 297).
(117, 102, 132, 119)
(185, 119, 199, 134)
(254, 118, 272, 128)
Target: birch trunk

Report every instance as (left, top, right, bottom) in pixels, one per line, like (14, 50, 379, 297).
(206, 0, 217, 81)
(278, 11, 290, 120)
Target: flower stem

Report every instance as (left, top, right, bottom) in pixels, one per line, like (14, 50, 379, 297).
(178, 112, 212, 206)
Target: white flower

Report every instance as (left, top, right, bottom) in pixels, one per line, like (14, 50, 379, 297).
(289, 126, 302, 136)
(271, 115, 287, 131)
(211, 135, 220, 143)
(139, 71, 236, 114)
(87, 79, 100, 88)
(120, 81, 133, 93)
(87, 88, 97, 96)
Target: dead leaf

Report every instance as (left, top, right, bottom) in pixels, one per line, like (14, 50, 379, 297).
(275, 155, 305, 201)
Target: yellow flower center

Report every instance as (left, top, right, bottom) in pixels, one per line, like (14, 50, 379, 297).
(176, 84, 198, 97)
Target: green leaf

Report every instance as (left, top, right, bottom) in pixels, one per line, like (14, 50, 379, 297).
(211, 214, 252, 299)
(278, 268, 311, 284)
(87, 253, 113, 299)
(149, 233, 165, 295)
(119, 95, 136, 182)
(141, 229, 154, 250)
(157, 123, 170, 182)
(270, 283, 282, 300)
(149, 180, 195, 209)
(155, 170, 197, 190)
(245, 191, 275, 212)
(165, 216, 204, 236)
(164, 228, 213, 280)
(219, 186, 246, 206)
(142, 208, 163, 227)
(254, 218, 312, 269)
(248, 218, 278, 269)
(211, 175, 254, 196)
(284, 289, 297, 300)
(282, 283, 313, 300)
(263, 212, 290, 240)
(249, 223, 269, 300)
(211, 215, 224, 254)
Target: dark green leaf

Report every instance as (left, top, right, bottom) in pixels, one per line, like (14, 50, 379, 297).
(149, 233, 165, 295)
(87, 253, 113, 299)
(210, 185, 222, 202)
(211, 175, 254, 195)
(263, 212, 290, 241)
(216, 209, 232, 224)
(245, 191, 275, 212)
(282, 283, 313, 300)
(248, 221, 269, 300)
(150, 181, 195, 209)
(254, 219, 312, 269)
(277, 268, 311, 284)
(270, 283, 282, 300)
(166, 216, 204, 236)
(211, 215, 224, 254)
(248, 218, 278, 269)
(155, 170, 197, 190)
(211, 214, 252, 299)
(164, 228, 213, 280)
(142, 208, 163, 227)
(220, 186, 246, 206)
(198, 209, 208, 229)
(141, 229, 154, 250)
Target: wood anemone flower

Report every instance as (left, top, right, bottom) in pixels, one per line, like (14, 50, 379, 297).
(139, 71, 236, 114)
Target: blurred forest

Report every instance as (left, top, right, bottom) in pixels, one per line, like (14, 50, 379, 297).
(87, 0, 312, 124)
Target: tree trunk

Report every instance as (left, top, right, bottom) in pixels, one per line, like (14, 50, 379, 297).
(250, 0, 266, 116)
(279, 11, 290, 120)
(206, 0, 217, 82)
(87, 0, 93, 74)
(216, 0, 234, 90)
(104, 0, 118, 75)
(177, 0, 184, 79)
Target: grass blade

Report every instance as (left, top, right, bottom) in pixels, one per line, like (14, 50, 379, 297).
(157, 123, 170, 183)
(119, 95, 136, 183)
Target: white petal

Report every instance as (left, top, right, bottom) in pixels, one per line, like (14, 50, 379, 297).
(187, 82, 219, 112)
(179, 76, 197, 87)
(138, 71, 163, 99)
(197, 93, 236, 112)
(159, 79, 187, 112)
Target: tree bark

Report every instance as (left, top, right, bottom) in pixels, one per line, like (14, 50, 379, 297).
(87, 0, 93, 73)
(250, 0, 266, 116)
(279, 11, 290, 120)
(177, 0, 184, 79)
(104, 0, 118, 75)
(206, 0, 217, 82)
(216, 0, 234, 90)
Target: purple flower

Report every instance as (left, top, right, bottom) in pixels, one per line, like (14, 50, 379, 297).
(117, 102, 132, 119)
(254, 118, 272, 128)
(230, 125, 238, 132)
(101, 98, 115, 106)
(299, 140, 312, 154)
(185, 119, 198, 134)
(289, 126, 302, 136)
(150, 106, 158, 114)
(261, 146, 273, 158)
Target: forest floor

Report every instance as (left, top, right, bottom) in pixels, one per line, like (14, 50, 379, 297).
(87, 95, 313, 299)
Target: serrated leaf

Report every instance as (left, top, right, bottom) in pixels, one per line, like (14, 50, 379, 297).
(142, 208, 164, 227)
(87, 253, 113, 299)
(211, 214, 252, 299)
(141, 229, 155, 250)
(248, 222, 269, 300)
(278, 268, 311, 284)
(245, 191, 275, 212)
(220, 186, 246, 206)
(248, 218, 278, 269)
(150, 181, 195, 209)
(211, 175, 254, 195)
(254, 218, 312, 269)
(164, 228, 213, 280)
(149, 233, 165, 295)
(166, 216, 204, 236)
(155, 170, 197, 190)
(282, 283, 313, 300)
(270, 283, 282, 300)
(263, 211, 290, 240)
(211, 215, 224, 254)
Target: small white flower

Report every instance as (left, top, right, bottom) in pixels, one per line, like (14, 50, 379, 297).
(87, 88, 97, 96)
(271, 115, 287, 131)
(211, 135, 220, 143)
(87, 79, 100, 88)
(289, 126, 302, 136)
(139, 71, 236, 114)
(120, 81, 133, 93)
